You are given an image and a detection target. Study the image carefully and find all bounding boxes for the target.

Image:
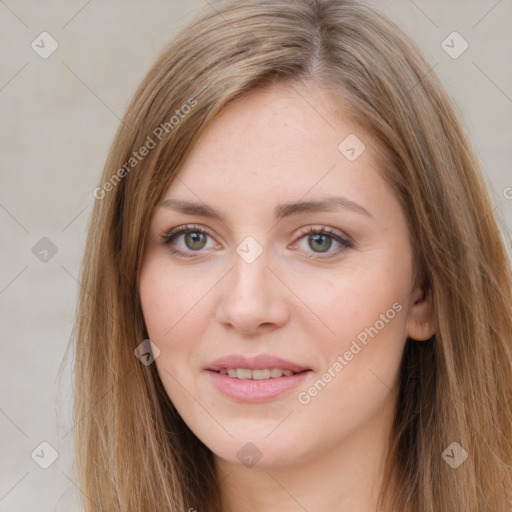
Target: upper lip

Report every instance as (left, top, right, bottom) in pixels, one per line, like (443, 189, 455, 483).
(206, 354, 310, 373)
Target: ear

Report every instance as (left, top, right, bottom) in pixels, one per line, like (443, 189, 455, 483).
(406, 284, 436, 341)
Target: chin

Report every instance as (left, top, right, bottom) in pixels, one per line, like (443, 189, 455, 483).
(205, 431, 313, 471)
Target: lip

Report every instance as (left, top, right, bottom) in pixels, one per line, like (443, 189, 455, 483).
(205, 354, 312, 403)
(206, 354, 310, 373)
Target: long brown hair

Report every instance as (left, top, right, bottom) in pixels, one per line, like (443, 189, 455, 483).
(71, 0, 512, 510)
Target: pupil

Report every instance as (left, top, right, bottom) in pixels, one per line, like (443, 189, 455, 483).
(186, 232, 206, 250)
(310, 234, 331, 253)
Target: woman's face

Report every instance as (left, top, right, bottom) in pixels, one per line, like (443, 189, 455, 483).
(139, 81, 431, 470)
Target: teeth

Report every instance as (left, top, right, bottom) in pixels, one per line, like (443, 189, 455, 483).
(252, 369, 271, 380)
(218, 368, 297, 379)
(236, 368, 252, 380)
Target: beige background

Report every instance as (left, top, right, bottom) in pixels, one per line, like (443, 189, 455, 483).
(0, 1, 510, 510)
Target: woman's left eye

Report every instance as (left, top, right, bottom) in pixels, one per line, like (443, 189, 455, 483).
(292, 226, 353, 258)
(158, 224, 353, 259)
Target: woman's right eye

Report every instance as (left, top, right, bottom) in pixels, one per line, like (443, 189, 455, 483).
(159, 224, 218, 258)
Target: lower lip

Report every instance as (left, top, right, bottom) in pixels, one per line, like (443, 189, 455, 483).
(206, 370, 312, 403)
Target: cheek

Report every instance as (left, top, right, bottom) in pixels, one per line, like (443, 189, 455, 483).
(139, 256, 213, 342)
(292, 257, 411, 420)
(294, 259, 410, 354)
(290, 274, 408, 446)
(332, 280, 407, 346)
(139, 259, 211, 403)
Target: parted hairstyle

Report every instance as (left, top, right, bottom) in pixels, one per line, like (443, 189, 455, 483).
(71, 0, 512, 510)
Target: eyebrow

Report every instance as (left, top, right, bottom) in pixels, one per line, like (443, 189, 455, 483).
(158, 196, 373, 221)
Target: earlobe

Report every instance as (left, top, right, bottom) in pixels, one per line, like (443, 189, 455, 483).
(406, 285, 436, 341)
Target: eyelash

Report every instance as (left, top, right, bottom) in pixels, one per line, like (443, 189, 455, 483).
(157, 224, 354, 260)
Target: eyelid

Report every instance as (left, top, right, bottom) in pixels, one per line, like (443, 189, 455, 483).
(294, 225, 353, 244)
(161, 224, 213, 243)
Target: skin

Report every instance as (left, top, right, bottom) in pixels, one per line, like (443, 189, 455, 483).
(139, 80, 435, 512)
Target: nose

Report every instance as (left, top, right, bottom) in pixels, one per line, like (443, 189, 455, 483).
(215, 250, 290, 335)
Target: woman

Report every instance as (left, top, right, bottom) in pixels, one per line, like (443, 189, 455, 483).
(73, 0, 512, 510)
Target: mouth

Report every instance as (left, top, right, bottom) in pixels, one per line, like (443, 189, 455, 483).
(213, 368, 306, 379)
(205, 354, 312, 402)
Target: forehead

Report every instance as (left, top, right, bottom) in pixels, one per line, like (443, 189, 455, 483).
(161, 81, 389, 219)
